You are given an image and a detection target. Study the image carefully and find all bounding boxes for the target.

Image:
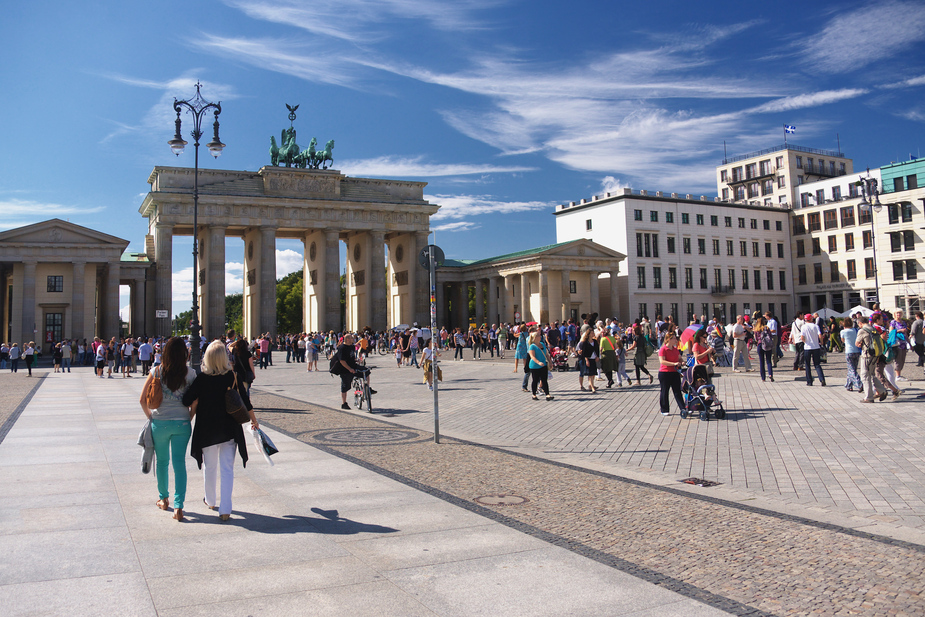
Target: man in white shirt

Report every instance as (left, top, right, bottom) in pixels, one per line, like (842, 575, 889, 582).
(800, 313, 826, 386)
(731, 315, 752, 372)
(790, 314, 805, 371)
(764, 312, 779, 367)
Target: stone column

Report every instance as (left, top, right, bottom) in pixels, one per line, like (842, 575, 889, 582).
(609, 270, 621, 320)
(22, 261, 37, 344)
(503, 275, 513, 323)
(71, 261, 86, 341)
(207, 225, 226, 340)
(456, 282, 469, 329)
(561, 269, 571, 323)
(259, 226, 277, 337)
(369, 231, 387, 332)
(324, 230, 341, 332)
(539, 270, 550, 325)
(487, 276, 499, 325)
(474, 278, 485, 326)
(0, 265, 7, 343)
(589, 271, 600, 315)
(131, 277, 146, 337)
(104, 261, 120, 338)
(414, 231, 430, 326)
(154, 223, 173, 337)
(519, 272, 529, 322)
(435, 281, 446, 328)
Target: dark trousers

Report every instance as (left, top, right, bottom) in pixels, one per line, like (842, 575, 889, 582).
(914, 343, 924, 366)
(530, 365, 549, 395)
(758, 350, 773, 380)
(792, 343, 804, 370)
(658, 371, 685, 414)
(490, 340, 499, 357)
(635, 363, 651, 382)
(803, 348, 825, 385)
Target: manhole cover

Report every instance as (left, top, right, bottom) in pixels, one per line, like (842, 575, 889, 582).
(680, 477, 721, 487)
(474, 494, 530, 506)
(312, 429, 421, 445)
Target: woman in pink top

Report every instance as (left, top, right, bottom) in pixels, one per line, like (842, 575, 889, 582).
(657, 331, 685, 416)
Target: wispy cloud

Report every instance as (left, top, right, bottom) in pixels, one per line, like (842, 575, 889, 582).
(432, 221, 480, 232)
(881, 74, 925, 90)
(801, 1, 925, 74)
(748, 89, 868, 113)
(427, 194, 553, 220)
(600, 176, 628, 195)
(341, 156, 534, 178)
(0, 199, 105, 230)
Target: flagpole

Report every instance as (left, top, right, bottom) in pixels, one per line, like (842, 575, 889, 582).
(783, 124, 787, 147)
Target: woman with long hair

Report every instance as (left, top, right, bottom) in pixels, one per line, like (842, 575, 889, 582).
(231, 338, 256, 404)
(754, 316, 775, 382)
(140, 337, 196, 521)
(576, 329, 599, 392)
(182, 340, 258, 521)
(627, 325, 653, 386)
(527, 330, 554, 401)
(657, 331, 686, 416)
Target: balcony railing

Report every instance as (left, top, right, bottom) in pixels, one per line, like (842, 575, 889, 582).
(710, 285, 735, 295)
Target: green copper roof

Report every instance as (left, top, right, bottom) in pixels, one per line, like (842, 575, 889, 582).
(440, 241, 573, 268)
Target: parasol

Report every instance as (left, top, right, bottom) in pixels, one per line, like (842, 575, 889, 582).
(679, 324, 703, 351)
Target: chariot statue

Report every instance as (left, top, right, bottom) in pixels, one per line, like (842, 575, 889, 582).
(268, 104, 335, 169)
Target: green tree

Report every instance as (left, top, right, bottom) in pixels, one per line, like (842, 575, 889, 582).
(225, 293, 243, 336)
(173, 310, 192, 335)
(276, 270, 304, 334)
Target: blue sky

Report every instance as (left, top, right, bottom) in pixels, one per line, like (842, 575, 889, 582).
(2, 0, 925, 318)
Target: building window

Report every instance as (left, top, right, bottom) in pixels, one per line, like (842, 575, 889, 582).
(652, 234, 659, 258)
(666, 212, 674, 223)
(907, 259, 918, 280)
(798, 265, 807, 285)
(685, 268, 693, 289)
(570, 280, 577, 293)
(682, 213, 690, 224)
(700, 268, 708, 289)
(724, 216, 732, 227)
(727, 240, 734, 256)
(667, 236, 676, 254)
(890, 232, 902, 253)
(754, 269, 762, 290)
(750, 218, 758, 229)
(636, 233, 643, 257)
(807, 212, 821, 232)
(859, 205, 871, 224)
(840, 206, 855, 227)
(904, 229, 915, 251)
(828, 236, 837, 253)
(714, 268, 722, 288)
(696, 214, 704, 225)
(752, 242, 759, 257)
(698, 238, 706, 255)
(586, 219, 593, 231)
(738, 217, 745, 228)
(47, 275, 64, 292)
(683, 238, 691, 254)
(793, 215, 805, 235)
(909, 175, 919, 190)
(777, 243, 784, 259)
(862, 230, 873, 249)
(814, 263, 823, 284)
(650, 211, 659, 222)
(710, 215, 718, 226)
(669, 267, 677, 289)
(653, 267, 662, 289)
(893, 261, 904, 282)
(722, 188, 729, 200)
(778, 176, 786, 189)
(721, 169, 728, 182)
(670, 303, 678, 321)
(765, 270, 774, 290)
(831, 262, 840, 283)
(655, 303, 663, 318)
(637, 266, 646, 288)
(748, 183, 759, 198)
(644, 233, 651, 257)
(865, 257, 876, 279)
(796, 240, 805, 258)
(639, 303, 648, 319)
(779, 270, 787, 290)
(823, 209, 838, 230)
(846, 260, 856, 280)
(796, 156, 803, 168)
(686, 303, 695, 322)
(762, 180, 773, 196)
(765, 242, 772, 258)
(812, 238, 821, 256)
(776, 221, 783, 231)
(634, 209, 643, 221)
(728, 269, 736, 289)
(740, 241, 747, 257)
(763, 220, 770, 231)
(888, 204, 899, 224)
(712, 239, 720, 255)
(845, 233, 855, 251)
(832, 185, 841, 201)
(902, 202, 913, 222)
(741, 269, 749, 289)
(893, 177, 905, 192)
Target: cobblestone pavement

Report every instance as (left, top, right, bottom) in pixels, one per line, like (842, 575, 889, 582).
(255, 351, 925, 537)
(0, 370, 47, 443)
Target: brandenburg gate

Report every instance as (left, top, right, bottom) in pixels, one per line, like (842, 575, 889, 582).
(139, 166, 439, 339)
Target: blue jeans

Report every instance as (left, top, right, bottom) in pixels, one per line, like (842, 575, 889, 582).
(409, 348, 419, 367)
(804, 348, 825, 385)
(62, 358, 71, 372)
(151, 418, 192, 509)
(758, 349, 773, 381)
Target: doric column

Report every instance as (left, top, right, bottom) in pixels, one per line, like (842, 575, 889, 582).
(154, 223, 173, 337)
(609, 270, 621, 321)
(324, 230, 341, 331)
(539, 270, 550, 325)
(207, 225, 226, 340)
(0, 266, 7, 343)
(589, 271, 600, 315)
(487, 276, 499, 325)
(474, 278, 485, 326)
(71, 261, 86, 341)
(414, 231, 430, 326)
(104, 261, 120, 339)
(561, 269, 571, 323)
(456, 282, 469, 329)
(519, 272, 529, 322)
(369, 231, 387, 332)
(503, 275, 513, 323)
(435, 281, 446, 328)
(131, 277, 146, 337)
(21, 261, 37, 343)
(259, 226, 277, 337)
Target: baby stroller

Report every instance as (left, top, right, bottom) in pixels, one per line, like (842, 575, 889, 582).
(551, 347, 570, 372)
(680, 365, 726, 421)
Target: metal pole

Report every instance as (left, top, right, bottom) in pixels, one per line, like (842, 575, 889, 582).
(870, 208, 880, 309)
(429, 245, 440, 444)
(191, 133, 201, 370)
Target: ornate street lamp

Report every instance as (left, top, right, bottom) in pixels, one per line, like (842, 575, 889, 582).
(857, 171, 882, 309)
(168, 82, 225, 370)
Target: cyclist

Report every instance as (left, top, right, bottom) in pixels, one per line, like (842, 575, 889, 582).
(333, 334, 376, 409)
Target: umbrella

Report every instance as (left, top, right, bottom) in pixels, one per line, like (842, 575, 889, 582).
(525, 321, 538, 326)
(815, 307, 844, 320)
(679, 324, 703, 351)
(393, 324, 410, 331)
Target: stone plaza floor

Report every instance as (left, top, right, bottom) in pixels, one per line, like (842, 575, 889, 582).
(1, 350, 924, 615)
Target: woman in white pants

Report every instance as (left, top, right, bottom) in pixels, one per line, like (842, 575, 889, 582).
(183, 341, 258, 521)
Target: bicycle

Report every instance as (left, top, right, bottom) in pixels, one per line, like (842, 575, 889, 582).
(377, 337, 389, 355)
(352, 366, 373, 412)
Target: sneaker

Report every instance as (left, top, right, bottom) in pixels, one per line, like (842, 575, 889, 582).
(368, 389, 377, 395)
(897, 376, 909, 382)
(660, 411, 670, 416)
(892, 392, 900, 401)
(341, 403, 350, 410)
(428, 385, 433, 391)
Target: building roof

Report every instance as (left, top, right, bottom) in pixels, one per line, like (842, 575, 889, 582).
(721, 143, 846, 165)
(441, 242, 575, 268)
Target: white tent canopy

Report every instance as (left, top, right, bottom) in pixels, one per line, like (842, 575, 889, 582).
(843, 305, 874, 318)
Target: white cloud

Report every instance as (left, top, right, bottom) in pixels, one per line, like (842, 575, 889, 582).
(341, 155, 534, 178)
(432, 221, 481, 232)
(277, 249, 303, 276)
(427, 194, 554, 220)
(0, 199, 106, 230)
(120, 303, 131, 322)
(748, 89, 868, 114)
(600, 177, 628, 195)
(881, 74, 925, 90)
(802, 1, 925, 74)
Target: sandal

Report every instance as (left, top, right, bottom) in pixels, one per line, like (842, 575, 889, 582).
(219, 514, 231, 521)
(156, 498, 169, 511)
(203, 498, 216, 511)
(531, 395, 538, 400)
(546, 395, 554, 401)
(172, 508, 184, 521)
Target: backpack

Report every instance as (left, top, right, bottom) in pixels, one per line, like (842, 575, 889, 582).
(760, 329, 773, 350)
(328, 349, 343, 375)
(863, 327, 885, 358)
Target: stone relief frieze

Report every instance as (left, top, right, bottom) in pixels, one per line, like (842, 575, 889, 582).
(267, 175, 336, 196)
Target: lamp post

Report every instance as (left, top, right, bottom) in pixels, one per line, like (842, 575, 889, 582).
(857, 172, 882, 309)
(168, 82, 225, 370)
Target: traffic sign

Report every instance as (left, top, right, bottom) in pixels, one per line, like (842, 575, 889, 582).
(419, 244, 445, 269)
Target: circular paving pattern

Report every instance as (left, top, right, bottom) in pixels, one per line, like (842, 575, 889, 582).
(474, 493, 530, 506)
(312, 428, 422, 445)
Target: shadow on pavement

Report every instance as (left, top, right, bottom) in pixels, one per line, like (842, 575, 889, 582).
(183, 508, 399, 536)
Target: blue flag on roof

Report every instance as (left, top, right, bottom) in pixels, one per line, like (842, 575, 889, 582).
(784, 124, 796, 134)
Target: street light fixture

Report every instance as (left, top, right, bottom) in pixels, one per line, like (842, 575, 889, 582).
(169, 82, 224, 370)
(857, 171, 883, 310)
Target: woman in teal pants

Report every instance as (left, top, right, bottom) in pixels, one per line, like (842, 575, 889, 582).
(140, 337, 196, 521)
